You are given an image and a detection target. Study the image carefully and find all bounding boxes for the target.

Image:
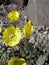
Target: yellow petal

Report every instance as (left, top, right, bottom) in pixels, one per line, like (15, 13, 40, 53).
(8, 10, 20, 23)
(23, 20, 34, 39)
(3, 26, 21, 47)
(7, 58, 26, 65)
(0, 27, 2, 33)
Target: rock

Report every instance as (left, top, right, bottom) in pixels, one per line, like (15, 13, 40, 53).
(29, 36, 35, 44)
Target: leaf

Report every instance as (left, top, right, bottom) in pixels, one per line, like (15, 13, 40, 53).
(26, 43, 33, 54)
(46, 47, 49, 55)
(36, 55, 46, 65)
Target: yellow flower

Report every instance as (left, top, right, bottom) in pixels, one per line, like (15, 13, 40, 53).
(7, 58, 26, 65)
(0, 27, 2, 33)
(3, 26, 21, 47)
(8, 10, 20, 23)
(23, 20, 34, 39)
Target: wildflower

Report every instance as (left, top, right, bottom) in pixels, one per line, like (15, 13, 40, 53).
(8, 10, 20, 23)
(0, 27, 2, 33)
(23, 20, 34, 39)
(3, 26, 21, 47)
(7, 58, 26, 65)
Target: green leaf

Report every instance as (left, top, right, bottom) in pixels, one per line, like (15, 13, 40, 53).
(46, 47, 49, 54)
(36, 55, 46, 65)
(26, 43, 33, 54)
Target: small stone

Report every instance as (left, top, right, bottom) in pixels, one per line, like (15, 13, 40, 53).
(43, 31, 47, 35)
(29, 36, 35, 44)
